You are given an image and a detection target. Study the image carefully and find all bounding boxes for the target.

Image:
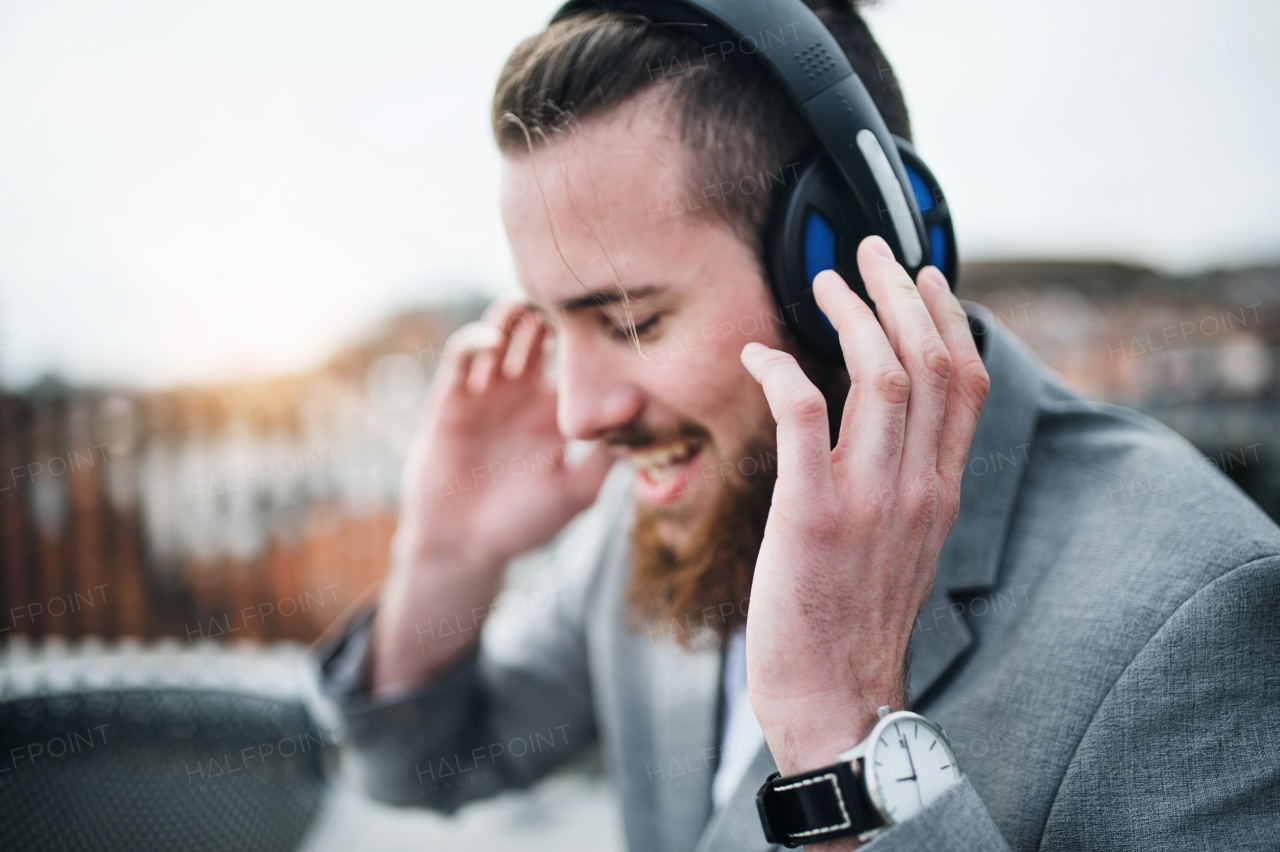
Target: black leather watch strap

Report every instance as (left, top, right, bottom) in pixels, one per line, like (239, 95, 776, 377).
(756, 760, 884, 848)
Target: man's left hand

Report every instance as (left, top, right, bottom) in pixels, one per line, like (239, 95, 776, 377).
(740, 235, 990, 789)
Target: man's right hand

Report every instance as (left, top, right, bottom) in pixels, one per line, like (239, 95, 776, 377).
(371, 300, 613, 696)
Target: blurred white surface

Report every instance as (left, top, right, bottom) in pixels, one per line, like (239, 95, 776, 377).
(314, 770, 626, 852)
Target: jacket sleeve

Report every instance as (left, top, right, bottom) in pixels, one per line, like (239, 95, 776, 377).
(314, 470, 629, 812)
(862, 555, 1280, 852)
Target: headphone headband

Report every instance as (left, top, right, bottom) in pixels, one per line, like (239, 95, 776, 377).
(552, 0, 927, 271)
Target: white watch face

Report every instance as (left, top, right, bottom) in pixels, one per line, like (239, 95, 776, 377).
(866, 714, 960, 824)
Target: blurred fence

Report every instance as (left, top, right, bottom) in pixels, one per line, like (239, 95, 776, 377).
(1, 265, 1278, 646)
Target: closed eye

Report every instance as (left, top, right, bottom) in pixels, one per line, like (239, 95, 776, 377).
(609, 312, 661, 341)
(632, 314, 660, 336)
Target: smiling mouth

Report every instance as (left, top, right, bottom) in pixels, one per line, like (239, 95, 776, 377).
(628, 438, 703, 484)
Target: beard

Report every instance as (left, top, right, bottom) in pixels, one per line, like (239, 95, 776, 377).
(624, 344, 849, 653)
(626, 433, 776, 652)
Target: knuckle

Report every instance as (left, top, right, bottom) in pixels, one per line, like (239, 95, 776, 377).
(939, 492, 961, 528)
(890, 272, 918, 295)
(959, 359, 991, 404)
(919, 340, 952, 384)
(903, 481, 940, 525)
(872, 366, 912, 405)
(905, 475, 938, 506)
(808, 502, 844, 533)
(763, 349, 799, 371)
(786, 386, 828, 425)
(855, 485, 894, 524)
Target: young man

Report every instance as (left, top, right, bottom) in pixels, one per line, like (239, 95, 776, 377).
(318, 3, 1280, 850)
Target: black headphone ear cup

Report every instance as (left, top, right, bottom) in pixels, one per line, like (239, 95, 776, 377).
(765, 154, 873, 361)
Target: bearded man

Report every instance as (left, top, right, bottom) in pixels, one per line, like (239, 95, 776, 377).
(316, 2, 1280, 850)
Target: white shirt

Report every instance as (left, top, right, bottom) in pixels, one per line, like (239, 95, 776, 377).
(711, 627, 765, 811)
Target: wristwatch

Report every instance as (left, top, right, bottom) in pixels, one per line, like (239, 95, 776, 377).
(756, 706, 960, 847)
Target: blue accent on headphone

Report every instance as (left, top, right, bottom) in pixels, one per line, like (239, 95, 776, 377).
(804, 209, 835, 283)
(803, 209, 838, 334)
(905, 163, 933, 214)
(929, 224, 947, 275)
(904, 161, 947, 274)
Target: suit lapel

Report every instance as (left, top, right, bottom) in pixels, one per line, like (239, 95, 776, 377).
(649, 639, 722, 852)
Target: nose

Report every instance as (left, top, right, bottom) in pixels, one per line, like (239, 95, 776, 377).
(555, 333, 644, 441)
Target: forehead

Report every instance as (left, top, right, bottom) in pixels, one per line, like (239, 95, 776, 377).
(499, 97, 744, 310)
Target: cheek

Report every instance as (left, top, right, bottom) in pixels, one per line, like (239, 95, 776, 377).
(647, 303, 790, 373)
(661, 296, 788, 420)
(648, 327, 778, 437)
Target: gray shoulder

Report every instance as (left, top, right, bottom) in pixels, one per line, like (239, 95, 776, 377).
(1020, 395, 1280, 588)
(996, 399, 1280, 847)
(1040, 552, 1280, 849)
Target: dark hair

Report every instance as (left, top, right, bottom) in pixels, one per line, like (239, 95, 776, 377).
(492, 0, 910, 255)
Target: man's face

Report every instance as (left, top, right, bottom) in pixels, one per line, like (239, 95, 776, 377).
(502, 98, 786, 550)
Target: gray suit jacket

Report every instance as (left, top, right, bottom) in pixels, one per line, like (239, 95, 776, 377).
(316, 308, 1280, 851)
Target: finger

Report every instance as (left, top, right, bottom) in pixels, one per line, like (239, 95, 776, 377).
(502, 311, 547, 380)
(438, 322, 500, 393)
(740, 343, 833, 496)
(916, 266, 990, 488)
(856, 237, 952, 483)
(811, 268, 908, 478)
(468, 301, 527, 394)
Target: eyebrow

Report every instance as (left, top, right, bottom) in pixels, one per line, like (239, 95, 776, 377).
(543, 284, 668, 315)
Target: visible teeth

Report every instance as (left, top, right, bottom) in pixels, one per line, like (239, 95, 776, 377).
(631, 440, 699, 483)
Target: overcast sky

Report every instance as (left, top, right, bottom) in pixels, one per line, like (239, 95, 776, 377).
(1, 0, 1277, 388)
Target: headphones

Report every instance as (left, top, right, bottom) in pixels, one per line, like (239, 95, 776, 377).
(552, 0, 957, 361)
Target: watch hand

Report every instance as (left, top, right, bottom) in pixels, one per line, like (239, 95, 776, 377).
(899, 729, 919, 777)
(897, 725, 925, 809)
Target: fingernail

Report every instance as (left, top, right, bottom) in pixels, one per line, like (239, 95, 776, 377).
(867, 236, 894, 260)
(742, 342, 766, 355)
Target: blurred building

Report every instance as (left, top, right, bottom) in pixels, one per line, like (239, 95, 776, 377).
(963, 261, 1280, 519)
(0, 301, 482, 644)
(1, 266, 1277, 646)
